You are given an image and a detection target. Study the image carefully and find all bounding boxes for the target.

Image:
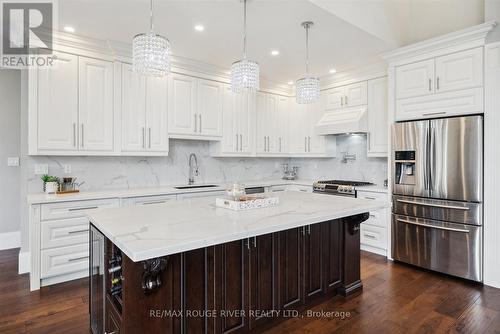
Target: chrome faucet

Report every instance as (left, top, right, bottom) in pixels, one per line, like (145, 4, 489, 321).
(188, 153, 199, 185)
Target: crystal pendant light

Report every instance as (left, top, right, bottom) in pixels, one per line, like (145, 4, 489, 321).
(296, 21, 320, 104)
(133, 0, 171, 76)
(231, 0, 260, 93)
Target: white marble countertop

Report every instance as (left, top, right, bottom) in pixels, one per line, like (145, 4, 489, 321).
(87, 191, 389, 262)
(356, 185, 389, 194)
(27, 179, 316, 204)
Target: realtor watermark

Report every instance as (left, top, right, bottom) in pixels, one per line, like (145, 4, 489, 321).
(148, 309, 352, 320)
(1, 0, 57, 68)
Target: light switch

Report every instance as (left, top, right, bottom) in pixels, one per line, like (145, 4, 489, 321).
(34, 164, 49, 175)
(7, 157, 19, 167)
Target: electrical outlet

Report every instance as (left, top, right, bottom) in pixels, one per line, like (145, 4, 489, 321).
(34, 164, 48, 175)
(7, 157, 19, 167)
(63, 164, 72, 174)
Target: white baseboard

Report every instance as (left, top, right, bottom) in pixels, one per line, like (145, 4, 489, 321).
(360, 244, 388, 257)
(0, 231, 20, 251)
(18, 251, 31, 274)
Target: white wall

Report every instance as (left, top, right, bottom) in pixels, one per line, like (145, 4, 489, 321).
(0, 70, 21, 249)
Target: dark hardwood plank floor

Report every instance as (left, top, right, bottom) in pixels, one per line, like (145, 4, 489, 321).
(1, 248, 499, 334)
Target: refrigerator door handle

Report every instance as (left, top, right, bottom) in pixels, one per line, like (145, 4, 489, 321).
(396, 198, 470, 211)
(396, 218, 470, 233)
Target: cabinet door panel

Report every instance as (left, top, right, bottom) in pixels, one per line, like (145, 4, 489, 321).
(322, 221, 342, 293)
(276, 96, 290, 153)
(197, 79, 222, 136)
(396, 59, 435, 99)
(324, 87, 344, 110)
(168, 73, 196, 135)
(121, 64, 146, 152)
(238, 92, 254, 154)
(307, 100, 325, 154)
(367, 77, 388, 157)
(255, 92, 268, 153)
(249, 233, 277, 330)
(78, 57, 114, 151)
(435, 48, 483, 93)
(278, 228, 303, 310)
(214, 240, 248, 333)
(345, 81, 367, 107)
(146, 76, 169, 152)
(220, 85, 238, 153)
(37, 52, 78, 151)
(304, 224, 323, 302)
(289, 103, 308, 154)
(266, 95, 279, 153)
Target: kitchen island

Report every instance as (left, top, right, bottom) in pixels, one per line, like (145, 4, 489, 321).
(87, 191, 388, 334)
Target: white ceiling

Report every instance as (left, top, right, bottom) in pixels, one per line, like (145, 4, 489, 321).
(58, 0, 485, 84)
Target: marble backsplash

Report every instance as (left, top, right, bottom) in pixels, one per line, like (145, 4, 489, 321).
(290, 134, 388, 186)
(26, 135, 388, 193)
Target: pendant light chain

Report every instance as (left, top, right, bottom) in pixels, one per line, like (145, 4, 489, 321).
(243, 0, 247, 58)
(305, 23, 309, 75)
(150, 0, 154, 32)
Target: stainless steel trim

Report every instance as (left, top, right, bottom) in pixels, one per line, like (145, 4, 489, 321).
(68, 206, 98, 211)
(396, 218, 470, 233)
(68, 255, 89, 262)
(396, 198, 469, 211)
(68, 229, 88, 234)
(363, 234, 376, 239)
(148, 128, 152, 149)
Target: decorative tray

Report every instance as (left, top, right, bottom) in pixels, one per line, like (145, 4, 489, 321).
(216, 194, 279, 211)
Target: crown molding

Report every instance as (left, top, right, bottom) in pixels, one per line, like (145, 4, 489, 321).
(319, 61, 387, 90)
(51, 30, 292, 95)
(382, 21, 497, 64)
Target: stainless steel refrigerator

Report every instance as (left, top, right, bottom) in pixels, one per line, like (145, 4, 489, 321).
(392, 115, 483, 281)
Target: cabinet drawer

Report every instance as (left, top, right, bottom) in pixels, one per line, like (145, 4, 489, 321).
(364, 210, 388, 228)
(41, 217, 89, 249)
(357, 191, 388, 202)
(41, 198, 119, 221)
(127, 194, 176, 206)
(177, 191, 225, 200)
(360, 225, 387, 250)
(286, 185, 312, 193)
(41, 243, 89, 278)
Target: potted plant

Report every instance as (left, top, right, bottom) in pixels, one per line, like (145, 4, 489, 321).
(41, 175, 60, 194)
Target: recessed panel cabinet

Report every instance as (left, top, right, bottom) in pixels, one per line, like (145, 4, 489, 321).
(121, 64, 169, 155)
(31, 52, 114, 154)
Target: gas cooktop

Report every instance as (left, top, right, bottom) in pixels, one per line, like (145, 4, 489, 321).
(312, 180, 373, 197)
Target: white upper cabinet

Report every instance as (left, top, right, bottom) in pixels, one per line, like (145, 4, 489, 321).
(394, 47, 485, 120)
(289, 103, 308, 154)
(78, 57, 114, 152)
(276, 96, 290, 154)
(168, 73, 197, 137)
(197, 79, 223, 137)
(121, 64, 168, 155)
(36, 52, 79, 152)
(434, 47, 483, 93)
(146, 76, 169, 153)
(168, 73, 222, 139)
(210, 85, 254, 156)
(395, 59, 435, 99)
(324, 82, 367, 110)
(367, 77, 388, 157)
(256, 93, 280, 154)
(121, 64, 147, 153)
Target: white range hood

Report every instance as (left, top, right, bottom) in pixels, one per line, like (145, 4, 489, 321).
(315, 106, 368, 135)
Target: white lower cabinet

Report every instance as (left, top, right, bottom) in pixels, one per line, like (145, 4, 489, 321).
(357, 190, 389, 257)
(41, 243, 89, 279)
(177, 190, 226, 200)
(126, 194, 177, 206)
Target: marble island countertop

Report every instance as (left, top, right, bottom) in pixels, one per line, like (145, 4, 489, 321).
(27, 179, 388, 204)
(87, 191, 389, 262)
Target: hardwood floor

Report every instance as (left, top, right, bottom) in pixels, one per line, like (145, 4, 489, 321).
(1, 248, 499, 334)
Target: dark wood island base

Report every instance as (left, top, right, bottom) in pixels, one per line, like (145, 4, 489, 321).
(90, 213, 369, 334)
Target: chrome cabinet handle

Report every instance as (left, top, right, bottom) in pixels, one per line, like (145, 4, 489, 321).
(236, 134, 239, 151)
(148, 128, 152, 149)
(364, 196, 376, 200)
(253, 236, 257, 248)
(396, 218, 470, 233)
(344, 95, 348, 106)
(307, 225, 311, 235)
(396, 198, 469, 211)
(142, 201, 167, 205)
(142, 127, 145, 149)
(199, 115, 202, 133)
(194, 114, 197, 132)
(68, 255, 89, 262)
(68, 229, 88, 234)
(246, 238, 250, 250)
(308, 136, 311, 152)
(263, 136, 266, 151)
(239, 134, 242, 151)
(279, 137, 282, 152)
(81, 124, 84, 148)
(304, 137, 307, 152)
(364, 234, 376, 239)
(302, 226, 306, 235)
(422, 111, 446, 117)
(68, 206, 98, 211)
(340, 96, 344, 106)
(436, 77, 440, 90)
(428, 78, 432, 91)
(73, 123, 77, 147)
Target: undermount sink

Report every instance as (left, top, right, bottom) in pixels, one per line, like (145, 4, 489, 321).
(174, 184, 219, 190)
